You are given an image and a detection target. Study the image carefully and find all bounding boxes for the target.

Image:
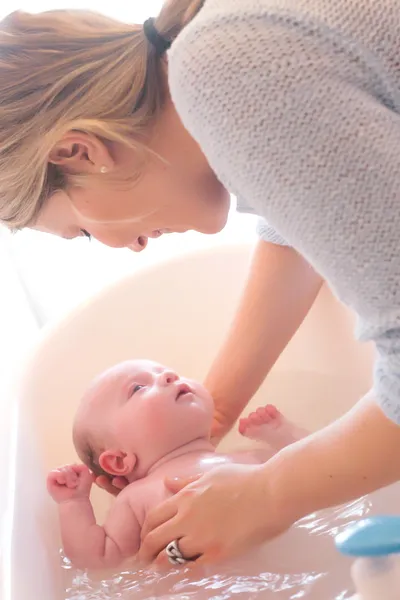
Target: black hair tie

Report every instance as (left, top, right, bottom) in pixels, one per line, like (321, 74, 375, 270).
(143, 17, 172, 56)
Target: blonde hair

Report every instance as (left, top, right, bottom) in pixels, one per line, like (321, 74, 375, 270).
(0, 0, 205, 230)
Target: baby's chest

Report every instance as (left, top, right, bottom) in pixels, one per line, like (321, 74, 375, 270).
(131, 456, 238, 524)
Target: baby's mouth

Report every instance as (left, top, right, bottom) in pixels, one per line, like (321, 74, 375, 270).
(175, 383, 193, 401)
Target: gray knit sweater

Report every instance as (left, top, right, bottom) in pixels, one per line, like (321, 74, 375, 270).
(168, 0, 400, 423)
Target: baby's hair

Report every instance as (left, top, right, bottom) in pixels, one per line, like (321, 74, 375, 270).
(73, 422, 112, 481)
(0, 0, 205, 230)
(84, 443, 111, 481)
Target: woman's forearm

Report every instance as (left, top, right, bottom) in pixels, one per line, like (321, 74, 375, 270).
(206, 239, 323, 428)
(268, 392, 400, 526)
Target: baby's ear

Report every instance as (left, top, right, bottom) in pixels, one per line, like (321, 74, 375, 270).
(99, 450, 136, 477)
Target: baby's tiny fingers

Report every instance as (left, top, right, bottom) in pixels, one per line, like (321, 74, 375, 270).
(55, 471, 67, 485)
(73, 464, 89, 476)
(64, 470, 78, 488)
(47, 472, 64, 488)
(79, 468, 95, 487)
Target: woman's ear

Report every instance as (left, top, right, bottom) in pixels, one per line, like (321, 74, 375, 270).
(48, 132, 114, 174)
(99, 449, 137, 477)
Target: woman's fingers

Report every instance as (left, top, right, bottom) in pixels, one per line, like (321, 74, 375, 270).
(210, 412, 232, 444)
(112, 476, 128, 490)
(140, 497, 179, 541)
(95, 475, 119, 496)
(154, 537, 203, 569)
(95, 474, 129, 495)
(139, 515, 182, 564)
(164, 474, 203, 494)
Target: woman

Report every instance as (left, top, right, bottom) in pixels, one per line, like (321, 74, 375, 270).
(1, 0, 400, 566)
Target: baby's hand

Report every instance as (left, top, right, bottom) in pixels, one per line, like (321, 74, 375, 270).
(47, 464, 94, 504)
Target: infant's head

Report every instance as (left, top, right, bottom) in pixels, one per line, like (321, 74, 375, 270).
(73, 360, 214, 481)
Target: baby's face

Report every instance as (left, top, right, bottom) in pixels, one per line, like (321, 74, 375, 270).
(74, 360, 214, 478)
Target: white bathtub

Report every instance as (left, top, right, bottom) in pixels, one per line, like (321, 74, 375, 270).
(3, 243, 400, 599)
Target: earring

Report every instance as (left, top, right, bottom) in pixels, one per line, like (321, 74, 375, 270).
(100, 166, 108, 174)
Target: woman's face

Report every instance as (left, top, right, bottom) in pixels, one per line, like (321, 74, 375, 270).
(33, 99, 230, 252)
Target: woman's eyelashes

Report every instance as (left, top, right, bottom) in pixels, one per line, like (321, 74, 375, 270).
(80, 229, 92, 240)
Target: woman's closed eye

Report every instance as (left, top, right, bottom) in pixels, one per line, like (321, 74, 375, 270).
(80, 229, 92, 240)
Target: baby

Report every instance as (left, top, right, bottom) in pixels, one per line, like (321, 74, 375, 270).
(47, 360, 307, 570)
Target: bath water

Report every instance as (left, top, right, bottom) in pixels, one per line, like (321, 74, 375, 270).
(62, 495, 380, 600)
(63, 483, 400, 599)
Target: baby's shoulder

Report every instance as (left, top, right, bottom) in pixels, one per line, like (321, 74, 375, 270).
(117, 478, 167, 523)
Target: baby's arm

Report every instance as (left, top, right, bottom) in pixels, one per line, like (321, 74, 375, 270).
(47, 465, 140, 570)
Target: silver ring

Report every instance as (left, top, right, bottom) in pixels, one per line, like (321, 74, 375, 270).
(166, 539, 187, 566)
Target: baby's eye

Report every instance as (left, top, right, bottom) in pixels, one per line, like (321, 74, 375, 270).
(130, 384, 145, 397)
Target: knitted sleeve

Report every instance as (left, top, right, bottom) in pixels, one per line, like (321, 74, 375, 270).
(236, 198, 289, 245)
(256, 218, 289, 247)
(169, 9, 400, 423)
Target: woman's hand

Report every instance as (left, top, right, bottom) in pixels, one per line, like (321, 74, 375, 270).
(210, 407, 235, 445)
(95, 474, 128, 496)
(139, 397, 400, 568)
(138, 464, 292, 565)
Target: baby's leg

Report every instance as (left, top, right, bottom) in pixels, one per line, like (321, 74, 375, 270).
(239, 405, 308, 451)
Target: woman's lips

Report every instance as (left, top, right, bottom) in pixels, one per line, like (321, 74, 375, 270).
(130, 230, 175, 252)
(149, 229, 173, 238)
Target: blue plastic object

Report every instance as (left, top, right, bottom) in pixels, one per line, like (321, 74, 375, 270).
(335, 516, 400, 557)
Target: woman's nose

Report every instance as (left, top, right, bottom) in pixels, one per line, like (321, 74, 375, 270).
(157, 371, 179, 386)
(127, 237, 149, 253)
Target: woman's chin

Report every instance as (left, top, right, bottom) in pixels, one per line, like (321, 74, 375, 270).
(205, 212, 230, 235)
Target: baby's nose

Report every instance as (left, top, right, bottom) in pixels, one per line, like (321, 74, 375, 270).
(158, 370, 179, 386)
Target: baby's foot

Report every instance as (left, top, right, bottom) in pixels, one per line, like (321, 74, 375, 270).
(239, 405, 307, 450)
